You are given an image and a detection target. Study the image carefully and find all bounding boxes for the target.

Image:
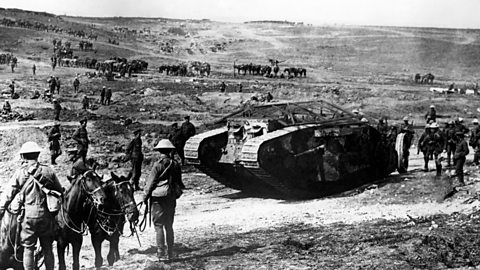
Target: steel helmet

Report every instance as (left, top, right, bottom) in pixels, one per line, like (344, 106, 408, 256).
(459, 117, 464, 122)
(403, 116, 409, 121)
(429, 122, 439, 129)
(153, 139, 175, 150)
(360, 117, 369, 123)
(473, 119, 479, 124)
(352, 109, 359, 114)
(19, 141, 42, 154)
(430, 105, 435, 109)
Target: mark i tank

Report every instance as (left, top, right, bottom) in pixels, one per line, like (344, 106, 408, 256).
(184, 100, 406, 199)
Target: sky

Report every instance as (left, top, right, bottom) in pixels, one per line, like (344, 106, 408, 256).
(1, 0, 480, 29)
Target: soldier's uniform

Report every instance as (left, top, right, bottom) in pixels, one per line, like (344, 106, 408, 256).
(418, 124, 431, 171)
(70, 155, 90, 181)
(48, 124, 61, 165)
(399, 117, 414, 168)
(3, 101, 11, 113)
(469, 119, 480, 165)
(126, 129, 143, 190)
(454, 132, 469, 185)
(0, 142, 63, 270)
(168, 124, 185, 164)
(72, 119, 89, 159)
(73, 77, 80, 93)
(376, 118, 389, 142)
(100, 86, 106, 105)
(425, 105, 437, 123)
(82, 96, 89, 110)
(53, 100, 62, 121)
(445, 121, 456, 166)
(105, 88, 112, 105)
(144, 140, 184, 261)
(427, 123, 446, 176)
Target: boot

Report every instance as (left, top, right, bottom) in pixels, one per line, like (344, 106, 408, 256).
(157, 247, 166, 261)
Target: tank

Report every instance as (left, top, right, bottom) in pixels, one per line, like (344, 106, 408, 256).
(185, 100, 405, 199)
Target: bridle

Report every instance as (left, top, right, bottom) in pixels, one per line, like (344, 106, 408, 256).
(60, 170, 105, 235)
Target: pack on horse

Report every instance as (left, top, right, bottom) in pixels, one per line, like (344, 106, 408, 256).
(88, 172, 139, 268)
(56, 170, 106, 270)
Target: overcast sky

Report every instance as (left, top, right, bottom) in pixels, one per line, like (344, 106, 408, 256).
(1, 0, 479, 29)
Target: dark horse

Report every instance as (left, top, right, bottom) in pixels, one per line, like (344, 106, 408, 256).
(56, 170, 107, 270)
(89, 172, 139, 268)
(0, 204, 24, 270)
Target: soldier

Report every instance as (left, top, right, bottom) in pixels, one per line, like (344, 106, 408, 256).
(425, 104, 437, 123)
(470, 119, 480, 165)
(100, 86, 106, 105)
(453, 132, 469, 186)
(9, 80, 15, 98)
(143, 139, 185, 261)
(168, 123, 185, 163)
(0, 141, 63, 270)
(445, 120, 457, 167)
(82, 95, 90, 110)
(220, 81, 226, 93)
(454, 117, 469, 135)
(418, 123, 431, 171)
(3, 100, 11, 113)
(72, 118, 89, 159)
(55, 77, 61, 94)
(428, 122, 446, 176)
(180, 116, 196, 165)
(105, 87, 112, 105)
(181, 115, 196, 141)
(48, 122, 61, 165)
(47, 76, 56, 94)
(32, 64, 36, 75)
(266, 92, 273, 102)
(53, 99, 61, 121)
(399, 116, 414, 168)
(67, 148, 91, 182)
(73, 76, 80, 93)
(377, 117, 389, 142)
(126, 129, 144, 190)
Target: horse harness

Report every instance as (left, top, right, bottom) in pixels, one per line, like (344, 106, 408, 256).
(60, 170, 104, 235)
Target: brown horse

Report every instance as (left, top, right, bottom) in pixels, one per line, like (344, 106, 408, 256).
(88, 172, 139, 268)
(56, 170, 107, 270)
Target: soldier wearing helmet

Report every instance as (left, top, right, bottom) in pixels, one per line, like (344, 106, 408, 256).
(418, 123, 432, 171)
(454, 117, 469, 135)
(426, 122, 446, 176)
(0, 141, 63, 270)
(72, 117, 89, 159)
(453, 131, 469, 186)
(48, 122, 62, 165)
(470, 119, 480, 165)
(425, 105, 437, 123)
(376, 117, 389, 143)
(445, 120, 457, 166)
(144, 139, 185, 261)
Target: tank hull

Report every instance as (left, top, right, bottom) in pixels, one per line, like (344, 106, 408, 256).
(185, 122, 398, 199)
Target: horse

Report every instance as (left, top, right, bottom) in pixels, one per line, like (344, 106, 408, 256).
(414, 73, 421, 83)
(0, 205, 23, 270)
(88, 172, 139, 268)
(56, 170, 107, 270)
(421, 73, 435, 84)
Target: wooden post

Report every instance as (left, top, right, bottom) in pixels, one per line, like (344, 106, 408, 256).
(233, 60, 236, 78)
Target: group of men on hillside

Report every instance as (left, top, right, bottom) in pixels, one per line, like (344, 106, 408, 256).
(415, 105, 472, 185)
